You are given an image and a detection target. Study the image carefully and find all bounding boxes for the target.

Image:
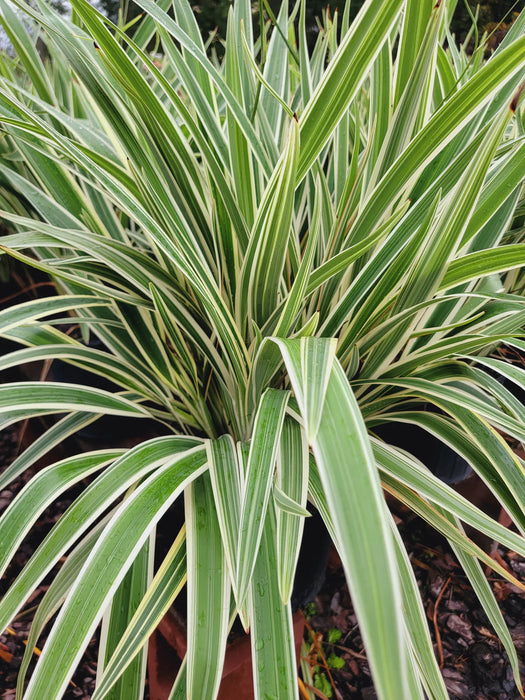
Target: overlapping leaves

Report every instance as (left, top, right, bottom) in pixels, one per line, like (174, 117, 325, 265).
(0, 0, 524, 698)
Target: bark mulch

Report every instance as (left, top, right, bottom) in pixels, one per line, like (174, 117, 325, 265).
(0, 426, 100, 700)
(1, 425, 524, 700)
(302, 512, 525, 700)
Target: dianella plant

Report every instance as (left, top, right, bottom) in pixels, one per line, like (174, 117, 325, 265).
(0, 0, 524, 697)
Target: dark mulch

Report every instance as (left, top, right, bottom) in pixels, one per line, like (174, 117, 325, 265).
(302, 512, 525, 700)
(1, 425, 524, 700)
(0, 426, 101, 700)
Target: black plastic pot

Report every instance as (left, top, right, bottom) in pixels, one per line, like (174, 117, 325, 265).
(292, 506, 332, 611)
(0, 266, 55, 364)
(373, 356, 525, 486)
(373, 417, 473, 484)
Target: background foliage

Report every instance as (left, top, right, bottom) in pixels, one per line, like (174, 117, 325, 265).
(77, 0, 525, 50)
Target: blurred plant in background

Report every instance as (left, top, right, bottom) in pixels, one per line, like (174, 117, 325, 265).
(0, 0, 520, 55)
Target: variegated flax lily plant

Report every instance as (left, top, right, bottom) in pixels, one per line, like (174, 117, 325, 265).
(0, 0, 524, 697)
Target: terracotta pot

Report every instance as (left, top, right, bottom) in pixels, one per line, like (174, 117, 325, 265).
(148, 607, 305, 700)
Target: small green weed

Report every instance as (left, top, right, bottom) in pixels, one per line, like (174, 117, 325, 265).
(304, 622, 346, 699)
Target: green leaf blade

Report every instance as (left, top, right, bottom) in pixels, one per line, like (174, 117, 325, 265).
(274, 337, 410, 700)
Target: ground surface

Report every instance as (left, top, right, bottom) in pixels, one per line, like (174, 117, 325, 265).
(303, 516, 525, 699)
(1, 426, 524, 700)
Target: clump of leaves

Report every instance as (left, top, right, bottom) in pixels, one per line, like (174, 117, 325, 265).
(0, 0, 524, 699)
